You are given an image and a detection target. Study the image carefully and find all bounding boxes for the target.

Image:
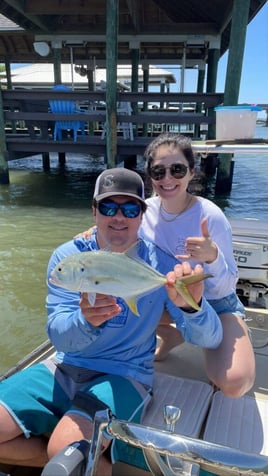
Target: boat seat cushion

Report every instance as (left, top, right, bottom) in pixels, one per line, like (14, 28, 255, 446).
(204, 391, 268, 455)
(116, 372, 213, 471)
(143, 371, 213, 436)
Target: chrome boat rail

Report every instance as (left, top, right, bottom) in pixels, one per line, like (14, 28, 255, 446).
(106, 415, 268, 476)
(84, 409, 110, 476)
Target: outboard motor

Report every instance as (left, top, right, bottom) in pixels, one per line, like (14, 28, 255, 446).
(230, 218, 268, 309)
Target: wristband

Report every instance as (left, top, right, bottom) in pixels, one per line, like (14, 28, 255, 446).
(180, 298, 202, 313)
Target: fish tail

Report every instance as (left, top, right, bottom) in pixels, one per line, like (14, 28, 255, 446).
(173, 273, 213, 311)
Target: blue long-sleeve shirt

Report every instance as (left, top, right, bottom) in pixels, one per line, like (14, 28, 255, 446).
(46, 232, 223, 387)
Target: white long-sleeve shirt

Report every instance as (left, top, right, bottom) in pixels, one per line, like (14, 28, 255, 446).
(139, 196, 238, 300)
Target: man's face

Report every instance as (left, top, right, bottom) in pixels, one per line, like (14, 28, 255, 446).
(93, 195, 143, 251)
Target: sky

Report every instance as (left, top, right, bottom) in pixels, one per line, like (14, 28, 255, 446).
(166, 2, 268, 109)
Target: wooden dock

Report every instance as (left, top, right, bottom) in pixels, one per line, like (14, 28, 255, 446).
(1, 89, 223, 163)
(1, 89, 267, 194)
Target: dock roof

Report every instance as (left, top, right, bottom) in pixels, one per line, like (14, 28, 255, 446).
(0, 1, 266, 64)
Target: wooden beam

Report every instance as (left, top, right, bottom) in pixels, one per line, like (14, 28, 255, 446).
(0, 90, 9, 184)
(2, 90, 223, 106)
(24, 0, 106, 15)
(3, 0, 51, 32)
(4, 111, 215, 126)
(216, 0, 251, 193)
(224, 0, 251, 105)
(106, 0, 119, 168)
(126, 0, 139, 31)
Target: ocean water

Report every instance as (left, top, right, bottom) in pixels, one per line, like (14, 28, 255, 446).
(212, 124, 268, 220)
(0, 125, 267, 373)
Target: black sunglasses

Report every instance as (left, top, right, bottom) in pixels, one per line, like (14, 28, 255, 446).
(148, 163, 188, 181)
(97, 200, 142, 218)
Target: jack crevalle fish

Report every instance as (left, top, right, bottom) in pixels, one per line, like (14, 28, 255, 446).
(50, 247, 212, 316)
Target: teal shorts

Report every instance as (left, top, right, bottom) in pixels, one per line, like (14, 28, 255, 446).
(0, 359, 152, 467)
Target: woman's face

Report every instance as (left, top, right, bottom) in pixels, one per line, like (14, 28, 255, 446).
(150, 144, 194, 200)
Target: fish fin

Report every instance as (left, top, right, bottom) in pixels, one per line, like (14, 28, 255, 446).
(179, 273, 213, 286)
(174, 273, 213, 311)
(175, 282, 201, 310)
(124, 240, 141, 260)
(87, 292, 96, 306)
(125, 298, 140, 317)
(124, 240, 165, 277)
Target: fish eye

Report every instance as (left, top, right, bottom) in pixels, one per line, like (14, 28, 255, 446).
(94, 280, 99, 285)
(80, 267, 85, 272)
(58, 267, 62, 272)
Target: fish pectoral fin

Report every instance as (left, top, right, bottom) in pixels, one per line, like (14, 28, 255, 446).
(87, 293, 96, 306)
(125, 298, 140, 317)
(174, 274, 213, 311)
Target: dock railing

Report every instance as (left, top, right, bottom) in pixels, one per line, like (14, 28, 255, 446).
(1, 89, 224, 159)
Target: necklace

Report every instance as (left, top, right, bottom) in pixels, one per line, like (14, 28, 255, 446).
(160, 194, 192, 222)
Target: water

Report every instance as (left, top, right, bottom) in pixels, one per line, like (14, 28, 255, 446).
(210, 124, 268, 219)
(0, 155, 103, 372)
(0, 125, 267, 374)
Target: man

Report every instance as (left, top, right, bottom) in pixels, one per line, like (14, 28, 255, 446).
(0, 168, 222, 475)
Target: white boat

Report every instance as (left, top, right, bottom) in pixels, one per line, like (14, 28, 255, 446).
(0, 218, 268, 476)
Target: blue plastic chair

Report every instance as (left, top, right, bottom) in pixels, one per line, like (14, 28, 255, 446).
(49, 84, 86, 142)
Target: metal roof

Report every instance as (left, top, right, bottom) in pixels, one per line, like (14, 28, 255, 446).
(0, 0, 266, 64)
(2, 63, 176, 87)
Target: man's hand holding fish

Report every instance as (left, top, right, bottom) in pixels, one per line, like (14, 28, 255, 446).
(165, 261, 204, 310)
(80, 292, 121, 326)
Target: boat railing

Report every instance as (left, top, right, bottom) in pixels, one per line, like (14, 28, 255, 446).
(83, 408, 268, 476)
(0, 340, 55, 382)
(192, 142, 268, 155)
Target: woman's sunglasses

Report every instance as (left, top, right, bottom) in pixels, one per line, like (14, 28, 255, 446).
(97, 201, 142, 218)
(148, 163, 188, 181)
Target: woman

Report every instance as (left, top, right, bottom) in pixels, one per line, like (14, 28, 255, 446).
(140, 132, 255, 397)
(77, 133, 255, 397)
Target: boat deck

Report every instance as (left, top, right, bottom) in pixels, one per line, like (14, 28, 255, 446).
(0, 307, 268, 476)
(157, 307, 268, 397)
(113, 306, 268, 475)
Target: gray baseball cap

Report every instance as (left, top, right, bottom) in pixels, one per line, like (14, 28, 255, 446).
(93, 168, 146, 210)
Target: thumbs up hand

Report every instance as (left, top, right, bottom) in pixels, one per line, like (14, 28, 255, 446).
(176, 217, 218, 264)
